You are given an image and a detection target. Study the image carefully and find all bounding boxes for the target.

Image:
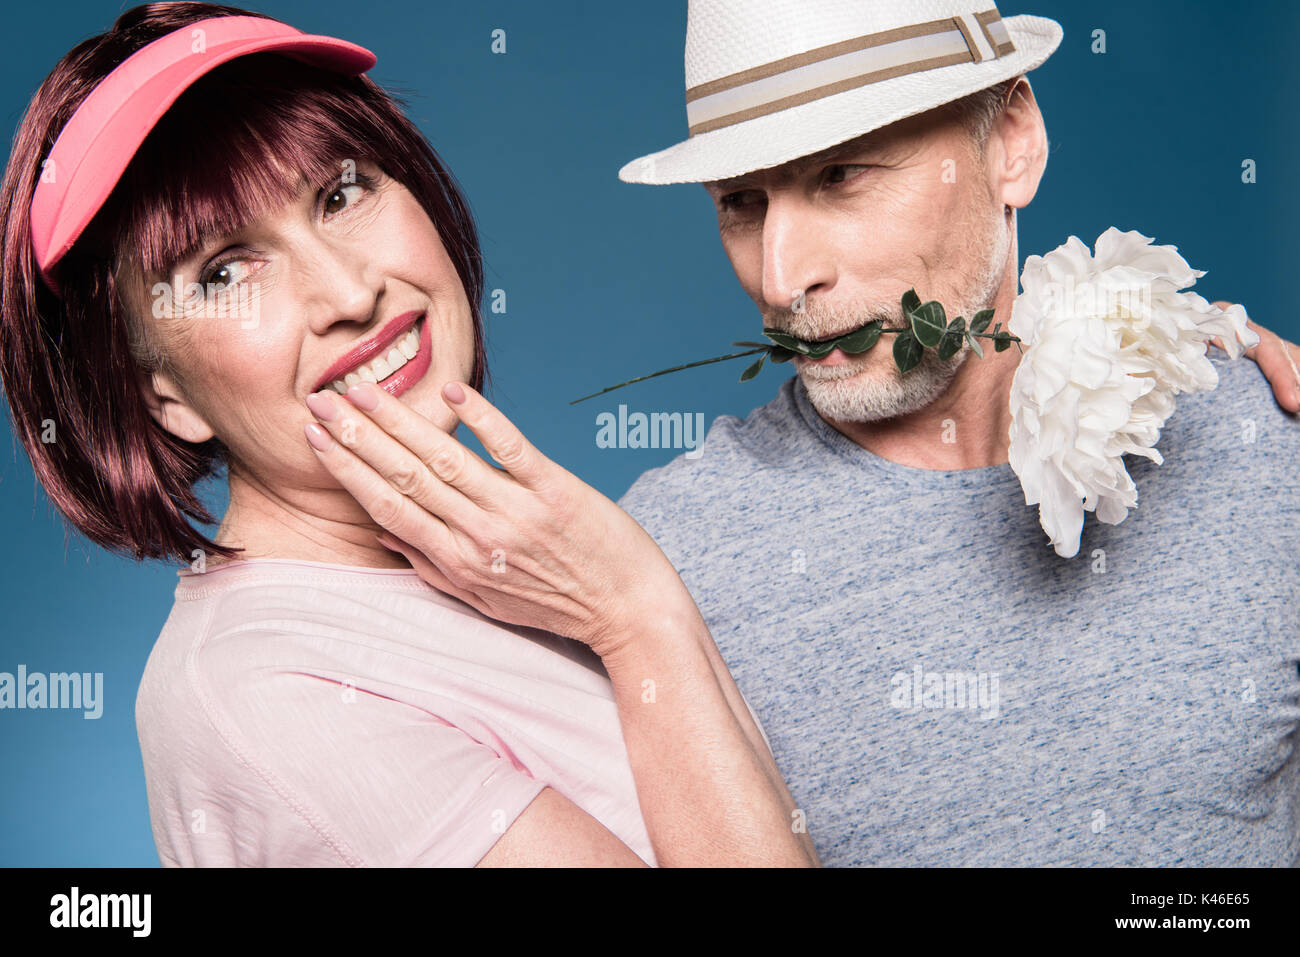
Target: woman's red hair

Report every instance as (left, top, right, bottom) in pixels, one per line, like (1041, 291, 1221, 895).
(0, 2, 489, 564)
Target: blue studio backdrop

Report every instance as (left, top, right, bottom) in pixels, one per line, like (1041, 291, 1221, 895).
(1, 0, 1296, 865)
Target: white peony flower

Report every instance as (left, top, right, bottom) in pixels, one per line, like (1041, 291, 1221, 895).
(1007, 227, 1258, 558)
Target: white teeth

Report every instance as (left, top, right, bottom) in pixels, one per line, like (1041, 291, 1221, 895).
(327, 322, 423, 394)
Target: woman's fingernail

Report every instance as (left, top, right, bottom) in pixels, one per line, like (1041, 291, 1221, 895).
(347, 381, 381, 411)
(306, 391, 338, 421)
(305, 423, 333, 451)
(443, 382, 466, 404)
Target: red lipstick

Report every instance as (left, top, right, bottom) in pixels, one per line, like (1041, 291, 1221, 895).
(313, 310, 424, 393)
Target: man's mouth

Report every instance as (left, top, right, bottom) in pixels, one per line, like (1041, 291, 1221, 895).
(786, 316, 891, 345)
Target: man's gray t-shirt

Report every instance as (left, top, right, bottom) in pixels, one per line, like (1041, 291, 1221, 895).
(616, 353, 1300, 866)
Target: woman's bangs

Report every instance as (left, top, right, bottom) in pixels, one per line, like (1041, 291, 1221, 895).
(107, 56, 388, 285)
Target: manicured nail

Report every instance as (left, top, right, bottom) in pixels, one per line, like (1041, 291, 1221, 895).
(347, 381, 381, 411)
(306, 391, 338, 421)
(305, 423, 332, 451)
(443, 382, 466, 404)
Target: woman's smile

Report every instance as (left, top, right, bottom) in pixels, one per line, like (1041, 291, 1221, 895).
(315, 311, 432, 398)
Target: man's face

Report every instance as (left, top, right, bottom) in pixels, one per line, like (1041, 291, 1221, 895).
(705, 106, 1011, 423)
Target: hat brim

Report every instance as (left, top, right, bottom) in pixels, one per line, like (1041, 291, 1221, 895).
(618, 14, 1062, 186)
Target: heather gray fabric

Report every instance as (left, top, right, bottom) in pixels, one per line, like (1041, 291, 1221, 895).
(617, 353, 1300, 865)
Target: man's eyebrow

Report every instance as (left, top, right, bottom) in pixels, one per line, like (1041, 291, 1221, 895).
(707, 137, 885, 191)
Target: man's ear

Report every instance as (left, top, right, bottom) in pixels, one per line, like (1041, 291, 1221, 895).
(136, 366, 216, 444)
(991, 77, 1048, 211)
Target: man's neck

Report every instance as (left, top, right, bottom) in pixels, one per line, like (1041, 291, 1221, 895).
(817, 281, 1021, 471)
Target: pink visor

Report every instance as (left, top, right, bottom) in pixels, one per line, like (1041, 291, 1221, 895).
(29, 14, 377, 295)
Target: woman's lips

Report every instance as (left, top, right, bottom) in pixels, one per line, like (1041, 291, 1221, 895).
(313, 309, 424, 393)
(379, 314, 433, 398)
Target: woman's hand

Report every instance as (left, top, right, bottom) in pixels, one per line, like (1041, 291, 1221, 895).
(1209, 303, 1300, 412)
(303, 380, 685, 659)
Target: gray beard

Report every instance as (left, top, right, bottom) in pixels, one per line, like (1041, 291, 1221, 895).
(789, 227, 1009, 424)
(798, 345, 969, 422)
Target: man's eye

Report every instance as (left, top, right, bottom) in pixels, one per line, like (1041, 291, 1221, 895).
(720, 189, 765, 211)
(824, 164, 871, 185)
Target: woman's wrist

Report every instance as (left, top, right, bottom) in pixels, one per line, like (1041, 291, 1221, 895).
(596, 593, 710, 676)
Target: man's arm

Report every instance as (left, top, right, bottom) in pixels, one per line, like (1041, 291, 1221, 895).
(1211, 301, 1300, 412)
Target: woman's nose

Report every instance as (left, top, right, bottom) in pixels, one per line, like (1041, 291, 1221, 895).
(295, 236, 385, 334)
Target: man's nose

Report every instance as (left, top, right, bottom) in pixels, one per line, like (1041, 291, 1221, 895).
(760, 195, 835, 311)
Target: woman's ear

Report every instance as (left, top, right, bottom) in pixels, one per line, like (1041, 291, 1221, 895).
(136, 366, 216, 444)
(990, 77, 1049, 212)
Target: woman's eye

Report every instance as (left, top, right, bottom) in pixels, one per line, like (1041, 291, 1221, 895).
(200, 258, 252, 292)
(322, 181, 367, 218)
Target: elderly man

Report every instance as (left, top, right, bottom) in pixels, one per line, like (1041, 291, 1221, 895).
(615, 1, 1300, 865)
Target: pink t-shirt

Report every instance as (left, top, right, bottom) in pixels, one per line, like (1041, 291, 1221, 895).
(135, 558, 657, 866)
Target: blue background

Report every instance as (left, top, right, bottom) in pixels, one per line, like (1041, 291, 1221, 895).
(1, 1, 1296, 865)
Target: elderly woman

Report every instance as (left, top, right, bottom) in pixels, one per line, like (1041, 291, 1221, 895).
(0, 3, 815, 867)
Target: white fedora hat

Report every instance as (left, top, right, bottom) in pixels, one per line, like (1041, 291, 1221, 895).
(619, 0, 1062, 185)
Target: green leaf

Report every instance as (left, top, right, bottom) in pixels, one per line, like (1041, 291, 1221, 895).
(910, 301, 947, 348)
(970, 309, 995, 335)
(768, 345, 797, 363)
(901, 289, 922, 315)
(739, 355, 766, 381)
(762, 329, 806, 352)
(965, 330, 984, 359)
(893, 329, 923, 372)
(993, 330, 1013, 353)
(834, 321, 883, 354)
(937, 316, 966, 361)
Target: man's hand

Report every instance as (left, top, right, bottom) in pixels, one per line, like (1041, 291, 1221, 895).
(1209, 301, 1300, 413)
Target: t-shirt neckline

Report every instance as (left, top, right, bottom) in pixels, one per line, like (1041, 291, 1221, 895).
(178, 556, 423, 579)
(786, 374, 1020, 489)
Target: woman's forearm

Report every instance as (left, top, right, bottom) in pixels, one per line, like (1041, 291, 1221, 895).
(600, 598, 819, 867)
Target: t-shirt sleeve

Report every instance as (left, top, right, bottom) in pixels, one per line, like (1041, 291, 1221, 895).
(190, 637, 547, 867)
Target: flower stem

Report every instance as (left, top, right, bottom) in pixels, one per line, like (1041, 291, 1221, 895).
(569, 348, 768, 405)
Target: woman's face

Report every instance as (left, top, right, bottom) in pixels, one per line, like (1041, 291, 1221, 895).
(128, 157, 477, 538)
